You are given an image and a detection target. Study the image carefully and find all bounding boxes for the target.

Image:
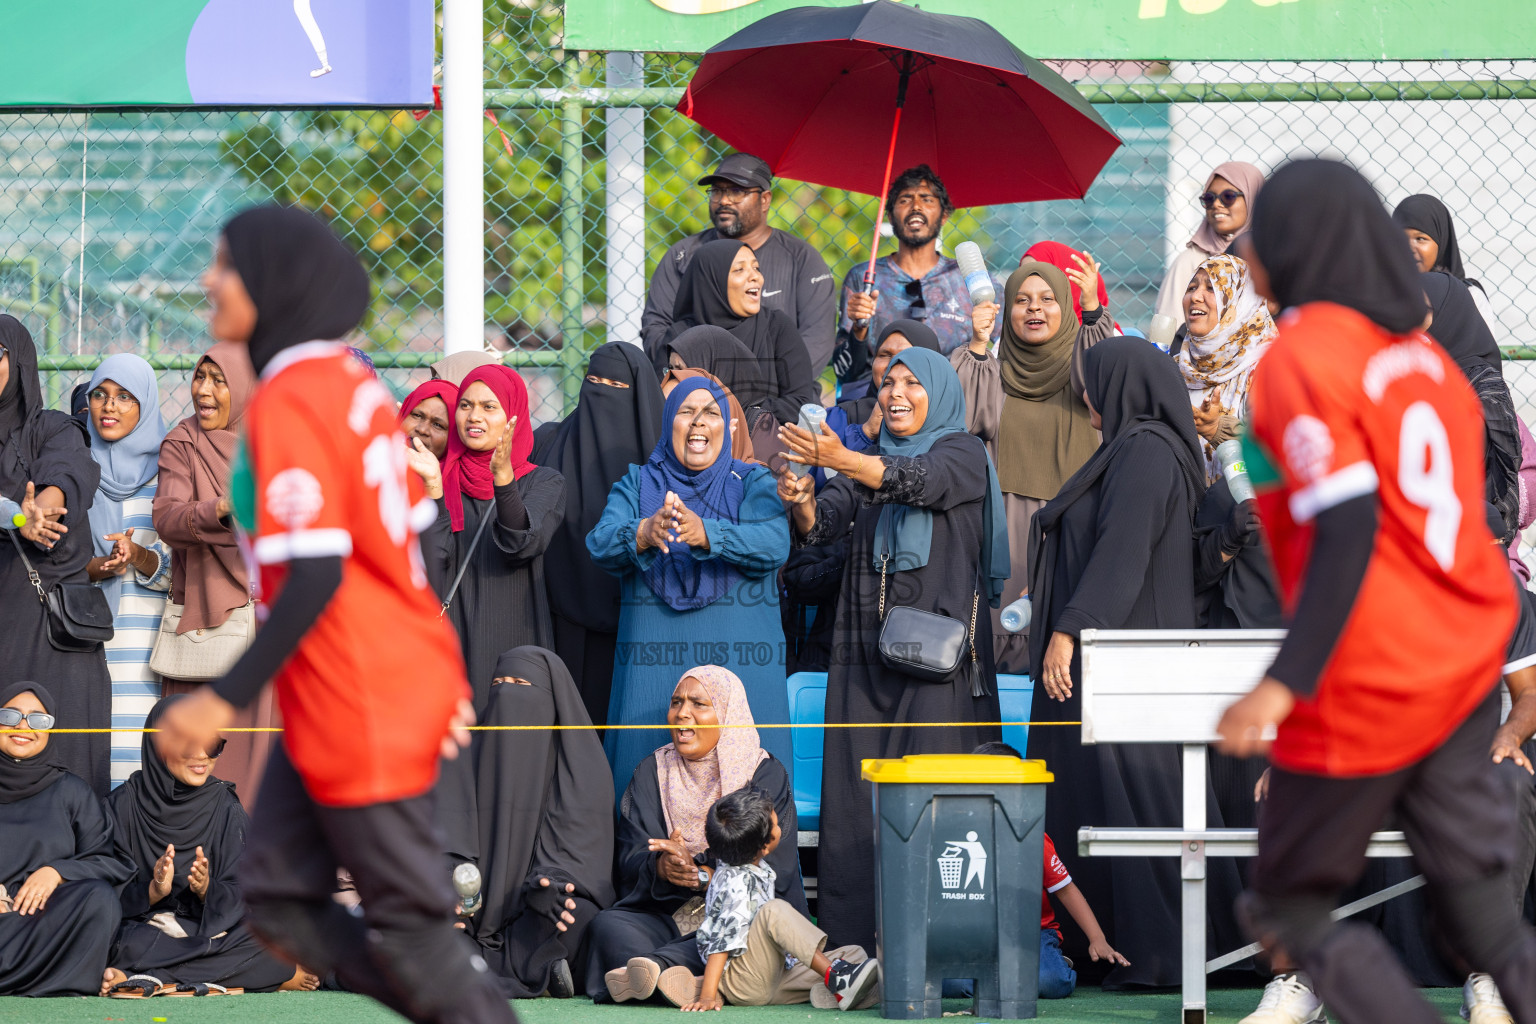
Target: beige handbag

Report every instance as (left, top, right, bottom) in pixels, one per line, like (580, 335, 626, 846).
(149, 600, 256, 681)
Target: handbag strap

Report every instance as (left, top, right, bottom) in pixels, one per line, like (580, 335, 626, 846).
(7, 528, 47, 605)
(439, 502, 495, 618)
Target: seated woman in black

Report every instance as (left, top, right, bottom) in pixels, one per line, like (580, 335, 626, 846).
(584, 667, 805, 1002)
(470, 646, 615, 998)
(0, 681, 131, 997)
(102, 695, 315, 996)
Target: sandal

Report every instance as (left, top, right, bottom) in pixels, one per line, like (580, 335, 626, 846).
(165, 982, 244, 996)
(109, 974, 169, 998)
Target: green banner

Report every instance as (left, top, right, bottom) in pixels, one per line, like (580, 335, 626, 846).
(566, 0, 1529, 61)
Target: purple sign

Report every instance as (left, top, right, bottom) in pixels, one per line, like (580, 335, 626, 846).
(187, 0, 432, 106)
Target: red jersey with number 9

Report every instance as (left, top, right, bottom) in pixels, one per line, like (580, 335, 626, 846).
(239, 342, 469, 806)
(1244, 302, 1515, 777)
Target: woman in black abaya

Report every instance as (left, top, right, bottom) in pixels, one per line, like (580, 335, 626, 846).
(532, 345, 664, 723)
(0, 681, 131, 997)
(0, 316, 112, 794)
(103, 695, 310, 995)
(1026, 337, 1246, 986)
(777, 347, 1010, 955)
(471, 647, 615, 997)
(666, 240, 818, 423)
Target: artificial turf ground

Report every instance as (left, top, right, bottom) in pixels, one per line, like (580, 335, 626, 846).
(0, 988, 1466, 1024)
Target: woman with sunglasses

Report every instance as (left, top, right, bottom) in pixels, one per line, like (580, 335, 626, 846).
(83, 354, 172, 789)
(1153, 161, 1266, 326)
(100, 695, 317, 997)
(0, 681, 134, 996)
(0, 315, 114, 795)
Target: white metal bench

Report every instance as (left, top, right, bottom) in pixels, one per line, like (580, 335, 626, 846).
(1076, 629, 1421, 1024)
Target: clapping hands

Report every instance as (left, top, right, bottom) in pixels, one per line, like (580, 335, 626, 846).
(638, 492, 708, 554)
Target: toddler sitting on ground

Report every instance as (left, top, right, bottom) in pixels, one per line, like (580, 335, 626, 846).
(660, 786, 879, 1012)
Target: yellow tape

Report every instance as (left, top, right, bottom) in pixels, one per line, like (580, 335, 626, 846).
(6, 721, 1081, 735)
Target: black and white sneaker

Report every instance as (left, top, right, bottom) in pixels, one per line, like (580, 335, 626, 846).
(825, 958, 879, 1011)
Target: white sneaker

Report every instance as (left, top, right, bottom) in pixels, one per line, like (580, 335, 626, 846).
(1240, 974, 1326, 1024)
(310, 63, 333, 78)
(1462, 973, 1513, 1024)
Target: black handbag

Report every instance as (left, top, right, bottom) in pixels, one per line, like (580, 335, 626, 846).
(9, 529, 114, 652)
(875, 549, 988, 695)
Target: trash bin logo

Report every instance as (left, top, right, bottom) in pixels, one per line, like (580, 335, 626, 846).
(938, 831, 988, 891)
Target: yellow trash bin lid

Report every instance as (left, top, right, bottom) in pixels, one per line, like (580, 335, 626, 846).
(861, 753, 1053, 785)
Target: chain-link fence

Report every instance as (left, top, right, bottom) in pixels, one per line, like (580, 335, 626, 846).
(2, 4, 1534, 434)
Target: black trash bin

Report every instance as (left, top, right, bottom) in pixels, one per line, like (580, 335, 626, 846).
(862, 754, 1052, 1020)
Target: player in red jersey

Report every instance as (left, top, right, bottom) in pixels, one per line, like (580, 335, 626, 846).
(1216, 160, 1536, 1024)
(155, 206, 516, 1024)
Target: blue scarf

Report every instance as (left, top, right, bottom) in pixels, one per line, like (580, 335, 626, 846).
(639, 377, 754, 612)
(86, 354, 166, 616)
(872, 348, 1010, 606)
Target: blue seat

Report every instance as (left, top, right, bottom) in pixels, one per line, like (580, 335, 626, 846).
(785, 672, 1034, 835)
(786, 672, 827, 831)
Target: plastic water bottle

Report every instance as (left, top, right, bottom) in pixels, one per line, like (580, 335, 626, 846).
(953, 241, 996, 305)
(790, 404, 828, 479)
(452, 862, 482, 916)
(0, 495, 24, 530)
(1000, 595, 1031, 633)
(1215, 439, 1255, 504)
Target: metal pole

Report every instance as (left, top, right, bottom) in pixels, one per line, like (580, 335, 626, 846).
(559, 54, 585, 406)
(605, 51, 646, 347)
(442, 0, 485, 355)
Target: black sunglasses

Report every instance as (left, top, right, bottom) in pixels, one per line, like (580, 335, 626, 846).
(0, 709, 55, 731)
(1199, 189, 1245, 210)
(904, 278, 928, 317)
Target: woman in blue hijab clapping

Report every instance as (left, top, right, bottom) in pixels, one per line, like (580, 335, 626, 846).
(588, 376, 792, 796)
(778, 346, 1009, 955)
(83, 353, 171, 789)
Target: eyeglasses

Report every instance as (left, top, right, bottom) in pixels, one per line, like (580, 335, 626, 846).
(0, 709, 55, 731)
(1199, 189, 1245, 210)
(705, 185, 763, 203)
(88, 389, 139, 409)
(204, 737, 227, 759)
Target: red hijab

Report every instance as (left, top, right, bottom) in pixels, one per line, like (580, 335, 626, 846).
(441, 365, 537, 532)
(397, 378, 458, 425)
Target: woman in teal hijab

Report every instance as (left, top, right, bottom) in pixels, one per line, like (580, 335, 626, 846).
(776, 345, 1009, 955)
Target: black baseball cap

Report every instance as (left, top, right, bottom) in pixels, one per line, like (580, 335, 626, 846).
(699, 152, 772, 192)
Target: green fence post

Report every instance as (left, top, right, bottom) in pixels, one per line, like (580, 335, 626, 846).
(560, 55, 586, 414)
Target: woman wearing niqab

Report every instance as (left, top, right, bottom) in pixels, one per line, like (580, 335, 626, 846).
(469, 647, 615, 997)
(532, 344, 664, 723)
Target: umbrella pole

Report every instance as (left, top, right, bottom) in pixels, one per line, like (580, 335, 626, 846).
(861, 103, 904, 295)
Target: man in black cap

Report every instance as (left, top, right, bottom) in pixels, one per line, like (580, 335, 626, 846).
(642, 152, 837, 374)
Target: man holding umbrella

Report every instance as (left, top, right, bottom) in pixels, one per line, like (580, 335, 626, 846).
(642, 152, 838, 373)
(832, 164, 999, 396)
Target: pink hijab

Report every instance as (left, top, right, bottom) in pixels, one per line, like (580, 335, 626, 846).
(1190, 161, 1266, 255)
(655, 666, 769, 856)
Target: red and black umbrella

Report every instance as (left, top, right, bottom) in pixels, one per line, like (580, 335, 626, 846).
(680, 0, 1123, 286)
